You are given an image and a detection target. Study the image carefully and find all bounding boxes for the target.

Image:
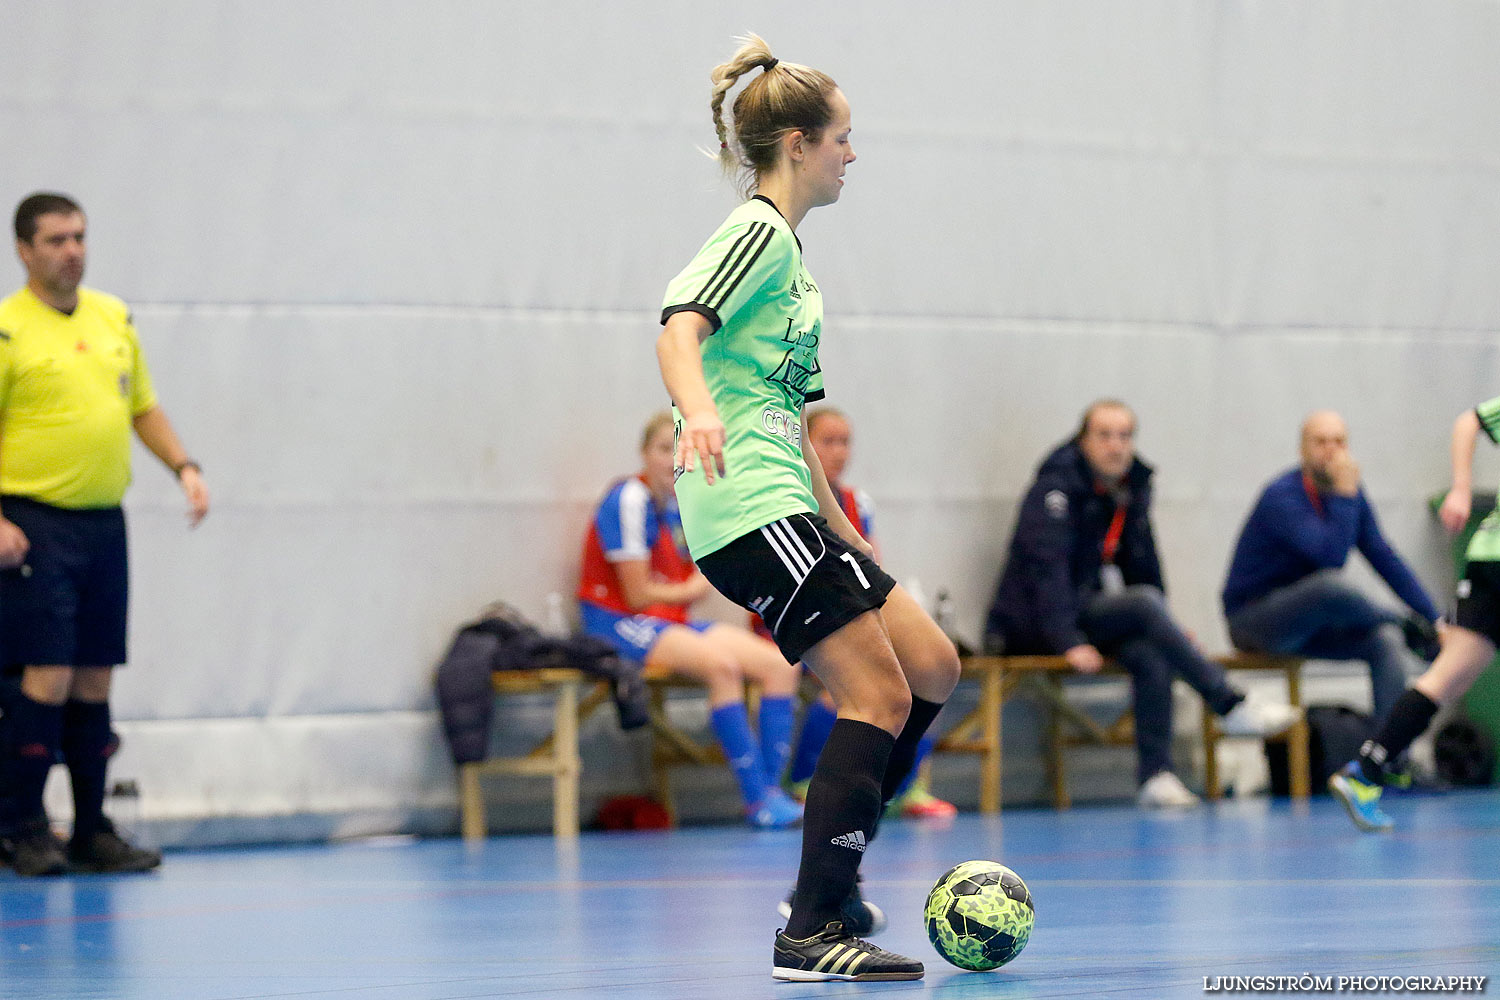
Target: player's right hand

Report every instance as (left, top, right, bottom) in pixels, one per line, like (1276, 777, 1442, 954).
(0, 517, 29, 569)
(1064, 643, 1105, 674)
(677, 411, 727, 485)
(1328, 451, 1361, 496)
(1439, 487, 1472, 535)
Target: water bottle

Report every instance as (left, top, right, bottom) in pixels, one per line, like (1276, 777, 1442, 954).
(544, 591, 568, 637)
(904, 578, 928, 618)
(107, 778, 145, 844)
(934, 587, 956, 635)
(933, 586, 974, 655)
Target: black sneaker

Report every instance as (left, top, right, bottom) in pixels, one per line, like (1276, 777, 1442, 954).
(772, 921, 923, 982)
(69, 820, 161, 874)
(776, 874, 888, 937)
(0, 816, 69, 877)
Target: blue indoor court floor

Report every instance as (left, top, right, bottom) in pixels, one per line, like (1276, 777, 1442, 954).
(2, 790, 1497, 1000)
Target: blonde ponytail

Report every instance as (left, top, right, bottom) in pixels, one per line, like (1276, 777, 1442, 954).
(707, 34, 837, 198)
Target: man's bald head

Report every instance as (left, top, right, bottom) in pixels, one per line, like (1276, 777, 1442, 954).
(1301, 410, 1349, 486)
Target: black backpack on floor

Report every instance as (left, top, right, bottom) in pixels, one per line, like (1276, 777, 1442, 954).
(1266, 704, 1373, 796)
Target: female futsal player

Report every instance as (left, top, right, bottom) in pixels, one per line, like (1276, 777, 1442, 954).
(1330, 401, 1500, 831)
(655, 34, 960, 982)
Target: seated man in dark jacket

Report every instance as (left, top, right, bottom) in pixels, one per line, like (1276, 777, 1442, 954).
(1222, 411, 1441, 727)
(985, 400, 1300, 808)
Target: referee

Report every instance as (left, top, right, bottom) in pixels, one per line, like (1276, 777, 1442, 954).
(0, 192, 209, 876)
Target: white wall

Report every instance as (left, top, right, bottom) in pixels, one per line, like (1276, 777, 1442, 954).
(2, 0, 1497, 835)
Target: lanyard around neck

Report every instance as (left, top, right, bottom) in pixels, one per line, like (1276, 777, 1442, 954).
(1101, 502, 1127, 565)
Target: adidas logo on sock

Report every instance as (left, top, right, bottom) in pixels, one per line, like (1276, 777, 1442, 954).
(830, 830, 867, 852)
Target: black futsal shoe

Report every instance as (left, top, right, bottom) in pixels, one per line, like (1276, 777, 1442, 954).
(0, 816, 69, 877)
(772, 920, 924, 982)
(69, 819, 162, 873)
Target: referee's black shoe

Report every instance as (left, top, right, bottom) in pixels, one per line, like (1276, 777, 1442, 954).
(68, 818, 162, 874)
(0, 816, 68, 877)
(772, 921, 923, 982)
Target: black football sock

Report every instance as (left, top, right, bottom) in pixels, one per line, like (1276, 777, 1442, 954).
(1357, 688, 1438, 784)
(864, 696, 945, 842)
(0, 693, 63, 834)
(880, 696, 944, 805)
(784, 719, 893, 939)
(62, 699, 118, 846)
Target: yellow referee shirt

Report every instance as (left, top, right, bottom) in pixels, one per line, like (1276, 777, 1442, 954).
(0, 287, 158, 508)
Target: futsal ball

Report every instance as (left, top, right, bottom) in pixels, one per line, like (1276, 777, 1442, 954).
(924, 860, 1034, 971)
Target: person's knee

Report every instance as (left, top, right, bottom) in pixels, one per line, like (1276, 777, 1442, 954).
(700, 653, 745, 691)
(1304, 568, 1356, 595)
(1100, 587, 1171, 634)
(880, 682, 914, 734)
(746, 644, 800, 693)
(1308, 572, 1385, 620)
(921, 635, 961, 698)
(851, 667, 911, 734)
(69, 668, 113, 703)
(1120, 585, 1166, 613)
(20, 666, 73, 706)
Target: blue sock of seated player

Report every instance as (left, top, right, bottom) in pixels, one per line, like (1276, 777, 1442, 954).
(788, 698, 838, 785)
(758, 695, 796, 787)
(0, 693, 63, 833)
(1356, 688, 1438, 784)
(61, 700, 118, 846)
(784, 719, 893, 939)
(710, 702, 771, 809)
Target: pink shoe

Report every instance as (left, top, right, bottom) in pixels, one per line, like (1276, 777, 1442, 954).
(895, 788, 958, 819)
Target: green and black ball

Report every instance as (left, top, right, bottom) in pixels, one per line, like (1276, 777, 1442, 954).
(924, 860, 1034, 971)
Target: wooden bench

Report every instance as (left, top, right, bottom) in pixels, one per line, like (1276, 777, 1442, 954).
(457, 666, 753, 841)
(934, 653, 1310, 811)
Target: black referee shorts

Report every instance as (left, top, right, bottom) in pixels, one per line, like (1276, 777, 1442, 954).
(695, 512, 894, 663)
(0, 496, 129, 670)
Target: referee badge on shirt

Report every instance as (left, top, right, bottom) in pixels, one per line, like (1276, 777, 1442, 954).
(119, 373, 130, 397)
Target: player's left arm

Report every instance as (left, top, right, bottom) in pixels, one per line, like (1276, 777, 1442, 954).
(802, 411, 870, 556)
(132, 406, 209, 527)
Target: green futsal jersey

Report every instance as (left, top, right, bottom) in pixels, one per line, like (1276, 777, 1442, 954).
(1468, 396, 1500, 563)
(660, 196, 826, 559)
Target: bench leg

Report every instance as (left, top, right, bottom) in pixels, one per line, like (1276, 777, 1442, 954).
(1043, 677, 1070, 810)
(648, 686, 679, 826)
(1202, 710, 1222, 800)
(553, 679, 581, 838)
(980, 665, 1002, 813)
(459, 762, 486, 843)
(1285, 665, 1310, 798)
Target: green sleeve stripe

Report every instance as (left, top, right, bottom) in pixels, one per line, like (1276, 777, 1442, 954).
(698, 222, 774, 313)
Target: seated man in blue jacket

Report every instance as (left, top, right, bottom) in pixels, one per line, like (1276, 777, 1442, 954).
(1222, 411, 1442, 727)
(985, 400, 1300, 808)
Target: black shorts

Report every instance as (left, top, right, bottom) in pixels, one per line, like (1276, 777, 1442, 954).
(0, 496, 129, 669)
(1454, 560, 1500, 646)
(695, 512, 895, 663)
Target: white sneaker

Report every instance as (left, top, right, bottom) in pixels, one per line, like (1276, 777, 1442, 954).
(1219, 693, 1300, 738)
(1137, 770, 1201, 809)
